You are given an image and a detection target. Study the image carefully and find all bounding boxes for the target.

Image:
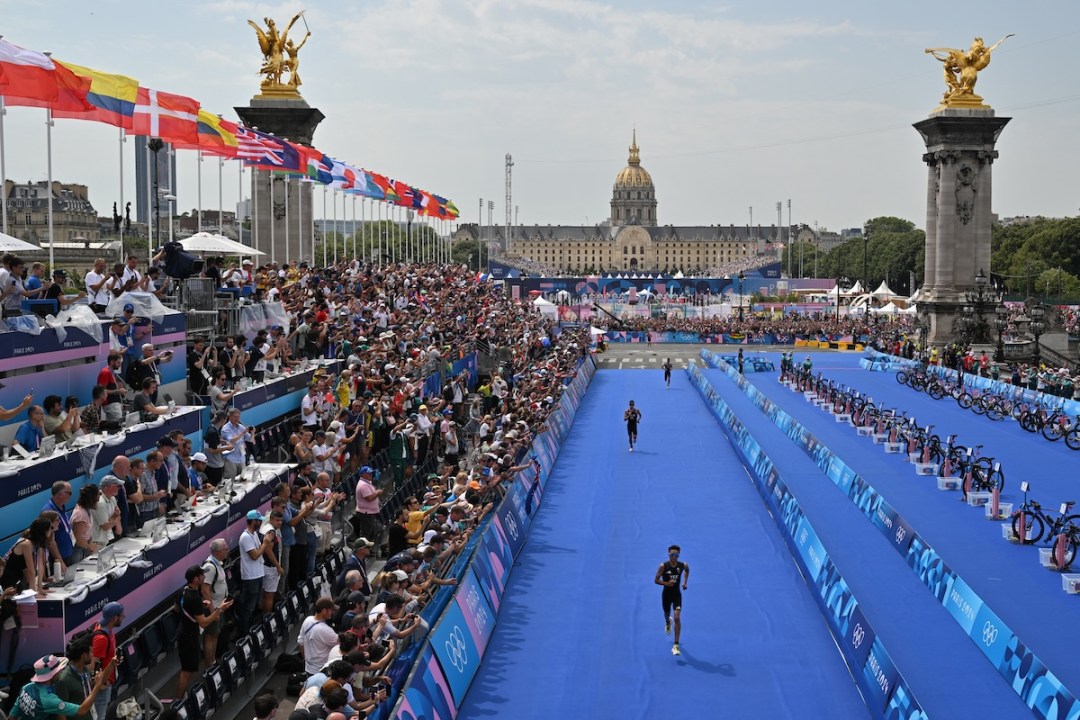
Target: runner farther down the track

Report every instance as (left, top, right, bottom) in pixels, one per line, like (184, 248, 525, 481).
(663, 359, 672, 389)
(655, 544, 689, 655)
(624, 400, 641, 452)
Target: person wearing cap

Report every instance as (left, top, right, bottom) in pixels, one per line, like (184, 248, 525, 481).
(299, 597, 340, 674)
(156, 435, 179, 500)
(86, 601, 124, 718)
(237, 510, 274, 635)
(42, 269, 85, 308)
(85, 476, 120, 549)
(185, 449, 208, 488)
(10, 652, 113, 720)
(336, 537, 374, 596)
(176, 565, 233, 698)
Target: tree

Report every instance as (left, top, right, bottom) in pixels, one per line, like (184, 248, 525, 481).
(451, 238, 482, 271)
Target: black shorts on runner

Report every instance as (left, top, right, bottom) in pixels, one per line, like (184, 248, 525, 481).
(662, 587, 682, 615)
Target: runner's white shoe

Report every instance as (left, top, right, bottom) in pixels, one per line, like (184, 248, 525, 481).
(672, 643, 681, 656)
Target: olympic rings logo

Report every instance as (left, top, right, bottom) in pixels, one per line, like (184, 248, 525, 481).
(445, 626, 469, 672)
(982, 621, 998, 646)
(852, 623, 865, 649)
(895, 527, 906, 544)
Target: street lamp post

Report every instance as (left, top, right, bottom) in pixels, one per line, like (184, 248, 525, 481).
(1030, 303, 1046, 367)
(994, 304, 1008, 362)
(737, 270, 745, 322)
(836, 276, 848, 322)
(963, 268, 1000, 344)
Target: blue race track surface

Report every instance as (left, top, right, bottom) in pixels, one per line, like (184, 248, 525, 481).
(458, 369, 868, 720)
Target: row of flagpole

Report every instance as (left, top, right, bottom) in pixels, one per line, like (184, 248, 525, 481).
(0, 110, 460, 270)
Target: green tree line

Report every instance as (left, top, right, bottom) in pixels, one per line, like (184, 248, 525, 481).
(781, 215, 1080, 302)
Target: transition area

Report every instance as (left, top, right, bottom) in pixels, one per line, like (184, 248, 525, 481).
(458, 366, 868, 719)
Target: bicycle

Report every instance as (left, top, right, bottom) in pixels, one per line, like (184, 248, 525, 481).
(1048, 522, 1080, 570)
(1010, 484, 1078, 546)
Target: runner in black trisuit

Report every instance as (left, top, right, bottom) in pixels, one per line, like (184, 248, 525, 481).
(654, 544, 689, 655)
(624, 400, 641, 452)
(663, 359, 672, 389)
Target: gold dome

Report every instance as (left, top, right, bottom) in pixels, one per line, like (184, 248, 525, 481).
(614, 130, 653, 188)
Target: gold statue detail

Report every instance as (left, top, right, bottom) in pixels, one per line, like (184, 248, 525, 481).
(925, 35, 1013, 110)
(248, 13, 310, 98)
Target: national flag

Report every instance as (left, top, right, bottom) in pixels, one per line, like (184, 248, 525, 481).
(425, 193, 449, 219)
(445, 200, 460, 219)
(52, 60, 138, 128)
(131, 87, 199, 144)
(372, 175, 401, 205)
(172, 110, 239, 157)
(0, 39, 91, 111)
(300, 147, 333, 184)
(353, 170, 385, 201)
(235, 124, 277, 162)
(240, 127, 301, 172)
(391, 181, 414, 207)
(329, 158, 360, 189)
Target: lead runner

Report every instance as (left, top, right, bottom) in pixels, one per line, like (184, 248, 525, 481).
(624, 400, 641, 452)
(654, 544, 689, 655)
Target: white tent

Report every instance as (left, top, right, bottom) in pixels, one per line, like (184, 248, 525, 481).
(825, 285, 841, 298)
(0, 231, 41, 252)
(908, 287, 924, 303)
(848, 280, 864, 295)
(901, 303, 918, 314)
(589, 326, 607, 336)
(533, 296, 558, 319)
(180, 232, 266, 256)
(873, 301, 901, 315)
(871, 281, 897, 299)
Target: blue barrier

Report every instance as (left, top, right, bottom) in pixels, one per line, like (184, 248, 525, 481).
(385, 354, 597, 719)
(701, 349, 1080, 719)
(687, 361, 927, 720)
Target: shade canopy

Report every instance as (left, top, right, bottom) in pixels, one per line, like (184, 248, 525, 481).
(0, 231, 42, 252)
(871, 281, 897, 299)
(179, 232, 265, 257)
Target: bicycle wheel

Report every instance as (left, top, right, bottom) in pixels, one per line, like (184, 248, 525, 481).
(985, 402, 1004, 422)
(927, 384, 944, 400)
(957, 392, 974, 409)
(1066, 429, 1080, 451)
(982, 465, 1005, 493)
(1042, 421, 1065, 442)
(896, 370, 909, 385)
(971, 397, 988, 415)
(1011, 511, 1044, 544)
(1020, 413, 1038, 433)
(1049, 536, 1078, 570)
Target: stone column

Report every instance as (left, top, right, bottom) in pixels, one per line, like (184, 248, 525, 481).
(912, 109, 1009, 345)
(235, 97, 325, 265)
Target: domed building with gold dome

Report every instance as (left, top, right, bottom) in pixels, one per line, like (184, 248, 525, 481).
(458, 131, 792, 275)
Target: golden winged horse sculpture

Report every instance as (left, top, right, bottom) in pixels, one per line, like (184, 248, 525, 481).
(248, 13, 307, 95)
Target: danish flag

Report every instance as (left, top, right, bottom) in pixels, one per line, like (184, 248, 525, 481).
(131, 87, 199, 144)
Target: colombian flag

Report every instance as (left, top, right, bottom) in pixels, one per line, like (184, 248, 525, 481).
(173, 110, 239, 157)
(52, 60, 138, 128)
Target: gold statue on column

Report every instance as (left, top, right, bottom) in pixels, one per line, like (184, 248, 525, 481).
(925, 35, 1013, 110)
(248, 12, 310, 98)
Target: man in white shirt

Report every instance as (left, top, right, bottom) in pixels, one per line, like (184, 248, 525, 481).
(120, 254, 143, 292)
(237, 510, 273, 635)
(91, 476, 123, 545)
(301, 384, 320, 428)
(84, 257, 111, 313)
(299, 597, 340, 674)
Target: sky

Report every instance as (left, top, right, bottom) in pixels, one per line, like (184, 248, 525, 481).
(2, 0, 1080, 235)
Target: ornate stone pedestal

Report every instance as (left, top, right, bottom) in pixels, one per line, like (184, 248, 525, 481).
(913, 108, 1009, 345)
(235, 97, 325, 265)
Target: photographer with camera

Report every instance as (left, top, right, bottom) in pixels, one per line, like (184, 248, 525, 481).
(127, 342, 172, 391)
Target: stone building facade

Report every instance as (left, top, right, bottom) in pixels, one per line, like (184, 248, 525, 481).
(3, 180, 101, 245)
(462, 133, 789, 274)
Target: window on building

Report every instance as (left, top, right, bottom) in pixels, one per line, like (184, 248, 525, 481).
(623, 246, 628, 255)
(24, 214, 30, 225)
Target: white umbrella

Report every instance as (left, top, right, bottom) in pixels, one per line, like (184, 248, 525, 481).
(179, 232, 266, 256)
(589, 326, 607, 336)
(0, 230, 42, 252)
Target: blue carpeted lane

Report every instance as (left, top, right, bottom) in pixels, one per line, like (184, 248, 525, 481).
(458, 369, 868, 719)
(701, 366, 1031, 718)
(734, 352, 1080, 696)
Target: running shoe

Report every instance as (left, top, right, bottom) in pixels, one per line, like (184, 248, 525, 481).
(672, 643, 681, 656)
(665, 618, 671, 635)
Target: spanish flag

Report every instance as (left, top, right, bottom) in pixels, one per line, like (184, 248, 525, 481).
(52, 60, 138, 128)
